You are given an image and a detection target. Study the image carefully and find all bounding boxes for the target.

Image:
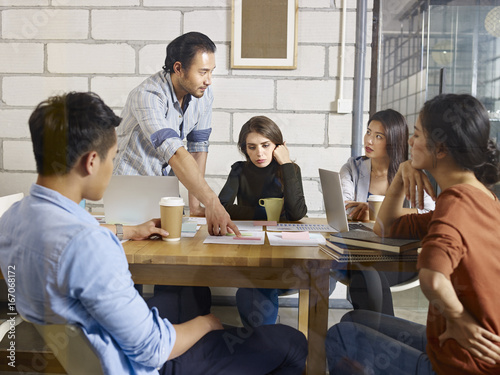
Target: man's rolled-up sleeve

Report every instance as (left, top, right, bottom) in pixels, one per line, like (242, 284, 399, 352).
(186, 88, 213, 154)
(130, 88, 184, 164)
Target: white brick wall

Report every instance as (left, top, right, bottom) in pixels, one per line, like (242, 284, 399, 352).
(0, 2, 372, 220)
(0, 43, 44, 73)
(212, 78, 275, 110)
(48, 43, 136, 74)
(3, 141, 36, 171)
(3, 76, 89, 106)
(92, 10, 182, 41)
(0, 110, 32, 138)
(2, 9, 89, 40)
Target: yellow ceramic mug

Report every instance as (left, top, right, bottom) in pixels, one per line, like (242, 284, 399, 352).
(258, 197, 284, 222)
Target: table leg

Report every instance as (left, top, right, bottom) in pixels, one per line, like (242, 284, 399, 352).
(305, 267, 330, 375)
(298, 289, 310, 338)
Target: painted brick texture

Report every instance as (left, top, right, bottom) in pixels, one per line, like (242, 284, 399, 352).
(0, 1, 372, 219)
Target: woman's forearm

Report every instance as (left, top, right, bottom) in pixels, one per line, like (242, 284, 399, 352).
(373, 168, 406, 236)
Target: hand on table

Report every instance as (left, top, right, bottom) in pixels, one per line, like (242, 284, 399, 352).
(399, 160, 436, 210)
(205, 200, 241, 236)
(345, 201, 369, 221)
(440, 309, 500, 365)
(127, 219, 168, 241)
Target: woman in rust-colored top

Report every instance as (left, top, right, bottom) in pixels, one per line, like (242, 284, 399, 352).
(326, 93, 500, 374)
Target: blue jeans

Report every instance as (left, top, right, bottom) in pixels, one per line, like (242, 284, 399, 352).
(326, 310, 436, 375)
(236, 288, 289, 328)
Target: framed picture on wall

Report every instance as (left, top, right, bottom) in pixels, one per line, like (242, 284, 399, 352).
(231, 0, 298, 69)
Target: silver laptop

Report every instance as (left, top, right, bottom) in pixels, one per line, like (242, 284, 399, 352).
(104, 175, 180, 224)
(318, 168, 373, 233)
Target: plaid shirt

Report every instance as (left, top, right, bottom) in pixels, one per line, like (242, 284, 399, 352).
(114, 71, 213, 176)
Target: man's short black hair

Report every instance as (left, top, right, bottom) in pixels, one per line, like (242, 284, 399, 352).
(163, 32, 216, 73)
(29, 91, 121, 176)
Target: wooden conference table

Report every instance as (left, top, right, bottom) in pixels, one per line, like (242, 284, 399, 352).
(0, 218, 417, 374)
(123, 218, 333, 375)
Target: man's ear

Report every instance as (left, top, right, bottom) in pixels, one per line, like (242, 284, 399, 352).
(81, 151, 99, 176)
(173, 61, 182, 75)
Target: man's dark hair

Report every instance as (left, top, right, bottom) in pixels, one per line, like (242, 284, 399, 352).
(29, 92, 121, 176)
(163, 32, 216, 73)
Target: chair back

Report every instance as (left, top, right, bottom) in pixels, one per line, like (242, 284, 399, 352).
(33, 323, 104, 375)
(0, 192, 24, 217)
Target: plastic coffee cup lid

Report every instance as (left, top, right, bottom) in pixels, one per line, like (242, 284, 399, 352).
(367, 195, 384, 202)
(159, 197, 185, 206)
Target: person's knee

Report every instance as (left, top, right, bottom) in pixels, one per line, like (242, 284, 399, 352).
(326, 323, 360, 373)
(235, 288, 250, 304)
(264, 325, 308, 366)
(326, 323, 345, 352)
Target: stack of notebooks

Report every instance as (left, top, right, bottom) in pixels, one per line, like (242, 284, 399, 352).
(319, 230, 421, 262)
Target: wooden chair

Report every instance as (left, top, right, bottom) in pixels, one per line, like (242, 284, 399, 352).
(32, 322, 104, 375)
(0, 192, 24, 217)
(0, 193, 25, 341)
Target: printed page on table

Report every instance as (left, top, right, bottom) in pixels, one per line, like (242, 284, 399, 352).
(267, 232, 326, 246)
(266, 223, 336, 232)
(203, 231, 265, 245)
(231, 221, 264, 231)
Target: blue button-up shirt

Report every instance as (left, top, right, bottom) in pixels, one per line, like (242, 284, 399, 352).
(114, 71, 213, 176)
(0, 184, 176, 374)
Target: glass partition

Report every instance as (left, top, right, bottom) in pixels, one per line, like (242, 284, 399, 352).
(374, 0, 500, 195)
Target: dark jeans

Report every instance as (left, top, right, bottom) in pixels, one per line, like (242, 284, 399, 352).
(149, 285, 212, 324)
(147, 286, 308, 375)
(235, 288, 290, 328)
(332, 269, 418, 315)
(326, 310, 434, 375)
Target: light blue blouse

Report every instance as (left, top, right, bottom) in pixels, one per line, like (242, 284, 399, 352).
(340, 156, 435, 213)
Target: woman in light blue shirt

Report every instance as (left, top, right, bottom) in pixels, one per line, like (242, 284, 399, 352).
(336, 109, 435, 315)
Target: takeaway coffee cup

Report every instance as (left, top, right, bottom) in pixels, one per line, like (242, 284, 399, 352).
(368, 195, 384, 221)
(258, 197, 284, 222)
(159, 197, 184, 242)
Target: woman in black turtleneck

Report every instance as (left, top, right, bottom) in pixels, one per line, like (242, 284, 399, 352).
(218, 116, 307, 328)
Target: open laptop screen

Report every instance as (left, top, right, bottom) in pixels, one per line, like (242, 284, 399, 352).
(104, 175, 180, 224)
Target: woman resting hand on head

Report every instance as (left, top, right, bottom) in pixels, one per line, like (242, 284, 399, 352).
(218, 116, 307, 328)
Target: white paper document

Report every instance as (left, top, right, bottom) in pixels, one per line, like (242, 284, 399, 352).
(203, 231, 265, 245)
(186, 217, 207, 225)
(232, 221, 263, 231)
(266, 223, 336, 232)
(266, 232, 326, 246)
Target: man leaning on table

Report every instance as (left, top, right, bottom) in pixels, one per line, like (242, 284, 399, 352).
(113, 31, 239, 237)
(0, 92, 307, 374)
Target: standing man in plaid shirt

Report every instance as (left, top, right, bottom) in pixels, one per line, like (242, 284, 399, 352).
(114, 32, 239, 237)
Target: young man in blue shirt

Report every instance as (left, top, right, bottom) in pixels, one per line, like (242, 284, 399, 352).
(0, 92, 307, 374)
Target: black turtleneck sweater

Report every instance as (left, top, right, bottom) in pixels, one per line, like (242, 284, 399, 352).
(218, 160, 307, 221)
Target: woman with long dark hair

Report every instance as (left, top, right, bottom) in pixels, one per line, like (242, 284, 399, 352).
(341, 109, 434, 221)
(336, 109, 435, 316)
(326, 94, 500, 374)
(219, 115, 307, 328)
